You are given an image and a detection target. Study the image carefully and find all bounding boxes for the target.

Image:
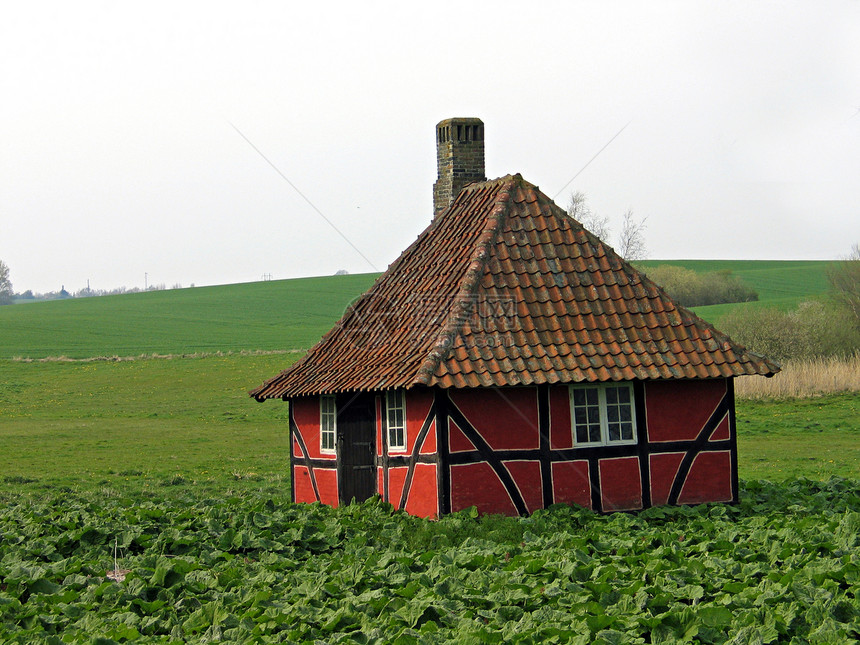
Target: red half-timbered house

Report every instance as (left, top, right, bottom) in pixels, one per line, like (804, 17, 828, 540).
(250, 118, 779, 517)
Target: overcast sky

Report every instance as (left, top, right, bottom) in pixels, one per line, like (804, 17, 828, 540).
(2, 1, 858, 294)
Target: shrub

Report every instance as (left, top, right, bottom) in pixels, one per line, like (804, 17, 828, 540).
(827, 243, 860, 329)
(720, 299, 860, 362)
(642, 265, 758, 307)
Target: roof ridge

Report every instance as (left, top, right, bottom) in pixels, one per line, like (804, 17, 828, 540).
(414, 175, 520, 385)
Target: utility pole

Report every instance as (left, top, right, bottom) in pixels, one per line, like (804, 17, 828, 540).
(145, 272, 148, 291)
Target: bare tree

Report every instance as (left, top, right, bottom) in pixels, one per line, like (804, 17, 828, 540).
(617, 209, 648, 261)
(0, 260, 12, 305)
(566, 191, 611, 241)
(828, 243, 860, 329)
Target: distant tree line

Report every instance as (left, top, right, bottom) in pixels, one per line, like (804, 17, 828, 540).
(13, 283, 187, 302)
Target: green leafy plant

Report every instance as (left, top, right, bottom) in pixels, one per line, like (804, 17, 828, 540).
(1, 479, 858, 642)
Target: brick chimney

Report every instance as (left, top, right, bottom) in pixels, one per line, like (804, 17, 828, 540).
(433, 117, 486, 219)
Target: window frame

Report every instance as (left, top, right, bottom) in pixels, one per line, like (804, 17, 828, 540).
(385, 390, 407, 453)
(569, 383, 637, 447)
(320, 394, 337, 454)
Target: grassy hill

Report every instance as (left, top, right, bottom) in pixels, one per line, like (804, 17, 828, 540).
(0, 261, 835, 359)
(0, 273, 379, 359)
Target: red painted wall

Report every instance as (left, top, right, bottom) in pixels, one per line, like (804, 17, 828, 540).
(645, 380, 726, 442)
(450, 388, 539, 451)
(678, 451, 733, 504)
(404, 464, 439, 518)
(450, 462, 517, 515)
(378, 390, 439, 516)
(643, 379, 734, 506)
(599, 457, 642, 511)
(446, 379, 735, 516)
(503, 460, 544, 514)
(649, 452, 685, 506)
(552, 460, 591, 509)
(447, 387, 543, 516)
(289, 378, 736, 517)
(408, 390, 436, 454)
(293, 465, 316, 504)
(549, 386, 573, 450)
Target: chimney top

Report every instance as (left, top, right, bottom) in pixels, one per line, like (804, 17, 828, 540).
(433, 118, 486, 219)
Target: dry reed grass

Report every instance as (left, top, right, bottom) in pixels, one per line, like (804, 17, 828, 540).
(736, 352, 860, 399)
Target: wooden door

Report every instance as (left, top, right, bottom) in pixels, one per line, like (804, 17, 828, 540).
(337, 392, 376, 505)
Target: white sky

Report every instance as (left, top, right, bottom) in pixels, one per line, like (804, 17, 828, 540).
(2, 1, 858, 294)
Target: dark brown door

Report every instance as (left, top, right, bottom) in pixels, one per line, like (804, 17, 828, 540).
(337, 392, 376, 505)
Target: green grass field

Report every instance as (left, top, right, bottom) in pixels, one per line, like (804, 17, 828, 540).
(0, 354, 299, 496)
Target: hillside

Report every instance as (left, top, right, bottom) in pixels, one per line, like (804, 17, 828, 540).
(0, 273, 379, 359)
(0, 261, 834, 359)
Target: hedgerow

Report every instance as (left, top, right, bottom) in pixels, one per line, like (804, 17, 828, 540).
(1, 478, 858, 643)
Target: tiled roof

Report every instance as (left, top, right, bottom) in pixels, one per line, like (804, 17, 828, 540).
(251, 175, 779, 399)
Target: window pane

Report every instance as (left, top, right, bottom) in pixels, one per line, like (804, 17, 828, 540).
(620, 406, 632, 422)
(621, 422, 633, 441)
(617, 387, 630, 404)
(607, 405, 619, 423)
(573, 389, 586, 406)
(588, 423, 601, 443)
(585, 388, 599, 405)
(606, 387, 618, 404)
(608, 424, 620, 442)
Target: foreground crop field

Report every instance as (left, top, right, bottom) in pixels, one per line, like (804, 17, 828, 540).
(1, 479, 858, 643)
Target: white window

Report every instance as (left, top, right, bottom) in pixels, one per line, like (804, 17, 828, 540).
(385, 390, 406, 452)
(320, 395, 336, 453)
(570, 383, 636, 446)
